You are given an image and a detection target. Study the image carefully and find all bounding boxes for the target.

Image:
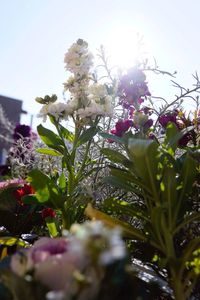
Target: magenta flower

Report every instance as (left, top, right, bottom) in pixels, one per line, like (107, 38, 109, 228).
(118, 68, 151, 109)
(111, 119, 133, 137)
(144, 118, 153, 129)
(158, 110, 195, 146)
(158, 113, 177, 128)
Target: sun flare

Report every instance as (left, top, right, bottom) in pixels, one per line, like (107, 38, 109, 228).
(102, 25, 148, 69)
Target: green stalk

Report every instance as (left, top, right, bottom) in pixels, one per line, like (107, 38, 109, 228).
(54, 120, 72, 173)
(61, 209, 71, 230)
(70, 123, 81, 165)
(170, 269, 186, 300)
(76, 139, 92, 181)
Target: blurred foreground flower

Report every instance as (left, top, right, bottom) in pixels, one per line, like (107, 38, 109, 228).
(10, 221, 126, 299)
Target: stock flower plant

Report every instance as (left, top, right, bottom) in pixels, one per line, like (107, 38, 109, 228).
(0, 38, 200, 300)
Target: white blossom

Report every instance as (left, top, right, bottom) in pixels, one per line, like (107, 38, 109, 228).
(88, 83, 108, 102)
(38, 102, 73, 122)
(64, 39, 93, 76)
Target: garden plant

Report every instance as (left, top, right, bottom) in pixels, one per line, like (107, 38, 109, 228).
(0, 38, 199, 300)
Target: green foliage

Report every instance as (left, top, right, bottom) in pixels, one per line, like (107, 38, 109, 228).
(45, 218, 59, 237)
(27, 170, 64, 209)
(59, 125, 74, 142)
(100, 134, 200, 299)
(77, 126, 99, 146)
(36, 148, 63, 156)
(37, 124, 65, 154)
(0, 237, 29, 248)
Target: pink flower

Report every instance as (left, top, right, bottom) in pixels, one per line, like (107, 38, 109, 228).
(11, 237, 86, 291)
(0, 179, 26, 191)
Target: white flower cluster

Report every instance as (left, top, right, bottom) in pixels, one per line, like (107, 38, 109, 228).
(76, 83, 113, 119)
(64, 40, 113, 119)
(64, 39, 93, 76)
(38, 39, 113, 122)
(38, 102, 73, 122)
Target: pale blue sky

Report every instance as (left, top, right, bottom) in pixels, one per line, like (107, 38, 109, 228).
(1, 0, 200, 128)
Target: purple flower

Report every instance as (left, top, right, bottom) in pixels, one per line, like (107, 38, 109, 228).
(144, 118, 153, 129)
(158, 111, 194, 147)
(118, 68, 151, 109)
(178, 132, 192, 147)
(13, 124, 32, 141)
(158, 114, 177, 127)
(149, 133, 156, 140)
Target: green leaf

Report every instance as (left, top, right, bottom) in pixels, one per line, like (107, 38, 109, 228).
(77, 126, 98, 146)
(172, 153, 198, 223)
(180, 238, 200, 275)
(0, 237, 29, 247)
(167, 124, 194, 149)
(160, 166, 177, 228)
(21, 195, 39, 205)
(36, 148, 63, 156)
(165, 122, 179, 149)
(128, 139, 160, 204)
(150, 206, 166, 252)
(45, 219, 58, 237)
(104, 176, 136, 193)
(58, 173, 67, 190)
(27, 170, 50, 203)
(179, 153, 198, 201)
(109, 167, 151, 194)
(59, 125, 74, 142)
(101, 148, 130, 165)
(49, 115, 57, 125)
(37, 124, 64, 153)
(103, 198, 148, 222)
(27, 170, 64, 209)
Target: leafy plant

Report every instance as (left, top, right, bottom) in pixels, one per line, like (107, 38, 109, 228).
(92, 124, 200, 299)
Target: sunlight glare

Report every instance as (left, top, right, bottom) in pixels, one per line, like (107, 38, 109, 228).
(103, 25, 146, 69)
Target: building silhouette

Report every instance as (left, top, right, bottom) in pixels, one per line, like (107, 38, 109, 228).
(0, 95, 27, 164)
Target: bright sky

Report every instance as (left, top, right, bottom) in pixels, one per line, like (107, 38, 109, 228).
(1, 0, 200, 129)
